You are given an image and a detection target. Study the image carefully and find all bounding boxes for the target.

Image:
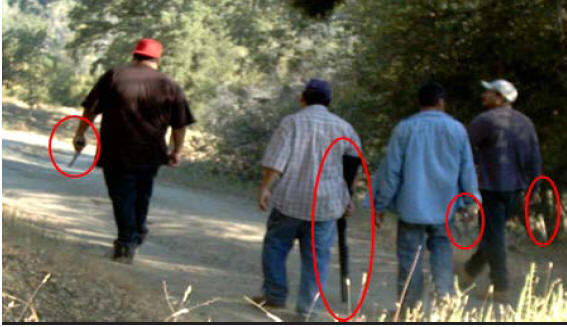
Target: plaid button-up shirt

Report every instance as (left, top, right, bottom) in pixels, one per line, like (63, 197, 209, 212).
(262, 105, 362, 221)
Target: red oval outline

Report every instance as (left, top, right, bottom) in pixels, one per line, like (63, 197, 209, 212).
(311, 137, 375, 322)
(524, 175, 562, 247)
(48, 115, 100, 179)
(445, 193, 485, 250)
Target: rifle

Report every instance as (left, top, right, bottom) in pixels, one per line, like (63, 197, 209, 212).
(339, 155, 361, 303)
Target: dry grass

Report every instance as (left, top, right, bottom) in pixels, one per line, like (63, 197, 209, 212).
(375, 263, 567, 323)
(162, 281, 221, 322)
(2, 209, 169, 322)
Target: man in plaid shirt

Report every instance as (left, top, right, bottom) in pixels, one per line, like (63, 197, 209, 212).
(253, 79, 362, 318)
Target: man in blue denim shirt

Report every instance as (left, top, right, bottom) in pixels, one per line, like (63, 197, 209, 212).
(372, 83, 480, 312)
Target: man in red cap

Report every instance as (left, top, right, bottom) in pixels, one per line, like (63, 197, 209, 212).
(73, 38, 195, 263)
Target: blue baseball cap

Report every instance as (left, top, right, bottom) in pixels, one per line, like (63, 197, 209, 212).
(303, 78, 332, 103)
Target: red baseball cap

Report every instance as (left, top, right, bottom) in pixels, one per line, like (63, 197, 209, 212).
(133, 38, 163, 59)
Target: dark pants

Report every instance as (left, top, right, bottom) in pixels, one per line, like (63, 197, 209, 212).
(465, 190, 520, 292)
(397, 220, 454, 311)
(103, 165, 159, 250)
(262, 208, 336, 314)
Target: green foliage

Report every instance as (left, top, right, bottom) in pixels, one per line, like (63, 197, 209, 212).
(292, 0, 346, 18)
(67, 0, 262, 116)
(3, 0, 565, 184)
(2, 1, 52, 106)
(2, 0, 89, 106)
(291, 0, 346, 18)
(342, 0, 567, 180)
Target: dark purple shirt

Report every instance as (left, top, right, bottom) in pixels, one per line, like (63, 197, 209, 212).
(468, 105, 541, 191)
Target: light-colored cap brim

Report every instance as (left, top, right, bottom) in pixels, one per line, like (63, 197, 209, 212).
(481, 81, 493, 90)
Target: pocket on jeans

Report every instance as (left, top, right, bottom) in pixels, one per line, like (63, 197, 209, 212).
(267, 208, 286, 229)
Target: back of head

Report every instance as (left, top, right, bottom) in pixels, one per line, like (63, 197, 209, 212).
(302, 78, 332, 106)
(418, 82, 446, 107)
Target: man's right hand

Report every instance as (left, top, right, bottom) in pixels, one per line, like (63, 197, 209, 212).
(73, 134, 86, 153)
(258, 188, 271, 212)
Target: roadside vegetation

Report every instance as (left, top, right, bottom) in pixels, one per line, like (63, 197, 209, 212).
(2, 0, 566, 323)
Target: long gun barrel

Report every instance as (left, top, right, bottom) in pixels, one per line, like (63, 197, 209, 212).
(339, 155, 361, 302)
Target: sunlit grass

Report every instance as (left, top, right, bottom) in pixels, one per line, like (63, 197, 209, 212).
(379, 263, 567, 322)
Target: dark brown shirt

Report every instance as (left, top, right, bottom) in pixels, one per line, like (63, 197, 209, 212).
(82, 64, 196, 169)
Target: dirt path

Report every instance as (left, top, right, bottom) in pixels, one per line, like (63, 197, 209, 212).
(2, 122, 403, 322)
(3, 104, 564, 322)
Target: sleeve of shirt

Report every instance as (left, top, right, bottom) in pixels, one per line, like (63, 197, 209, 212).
(525, 122, 543, 185)
(374, 123, 406, 212)
(81, 69, 114, 116)
(468, 115, 488, 164)
(170, 84, 196, 129)
(458, 126, 482, 207)
(345, 126, 363, 157)
(261, 118, 293, 174)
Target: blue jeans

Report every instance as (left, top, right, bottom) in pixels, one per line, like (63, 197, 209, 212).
(397, 220, 454, 311)
(465, 190, 520, 291)
(103, 165, 159, 250)
(262, 209, 336, 314)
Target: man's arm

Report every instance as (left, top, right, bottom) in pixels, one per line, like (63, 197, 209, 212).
(258, 167, 282, 211)
(468, 116, 487, 150)
(374, 124, 405, 227)
(343, 155, 361, 216)
(168, 84, 196, 167)
(168, 127, 186, 167)
(459, 127, 482, 208)
(73, 71, 113, 152)
(525, 124, 542, 184)
(73, 107, 98, 152)
(258, 119, 292, 211)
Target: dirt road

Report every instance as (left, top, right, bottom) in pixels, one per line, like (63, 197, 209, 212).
(2, 120, 402, 322)
(3, 103, 563, 322)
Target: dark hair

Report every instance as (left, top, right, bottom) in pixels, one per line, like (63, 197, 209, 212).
(418, 82, 446, 107)
(302, 90, 331, 106)
(133, 53, 159, 62)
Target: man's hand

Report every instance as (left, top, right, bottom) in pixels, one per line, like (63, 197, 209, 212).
(529, 191, 543, 206)
(344, 199, 356, 217)
(458, 205, 478, 223)
(168, 151, 181, 167)
(258, 167, 281, 212)
(258, 188, 271, 212)
(375, 212, 385, 229)
(73, 134, 86, 153)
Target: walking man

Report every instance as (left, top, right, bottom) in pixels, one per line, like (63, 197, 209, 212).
(372, 82, 480, 313)
(73, 38, 195, 263)
(254, 79, 361, 319)
(461, 80, 542, 300)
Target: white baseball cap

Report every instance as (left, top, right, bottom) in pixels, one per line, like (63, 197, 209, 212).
(481, 79, 518, 103)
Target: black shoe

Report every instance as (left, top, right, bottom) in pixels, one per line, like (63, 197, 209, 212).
(112, 242, 135, 264)
(136, 232, 147, 247)
(251, 295, 286, 309)
(112, 241, 125, 259)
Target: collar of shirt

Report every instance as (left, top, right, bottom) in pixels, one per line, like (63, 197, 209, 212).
(489, 104, 512, 111)
(413, 109, 448, 119)
(303, 104, 329, 113)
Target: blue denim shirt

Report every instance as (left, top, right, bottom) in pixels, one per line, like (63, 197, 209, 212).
(368, 110, 481, 225)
